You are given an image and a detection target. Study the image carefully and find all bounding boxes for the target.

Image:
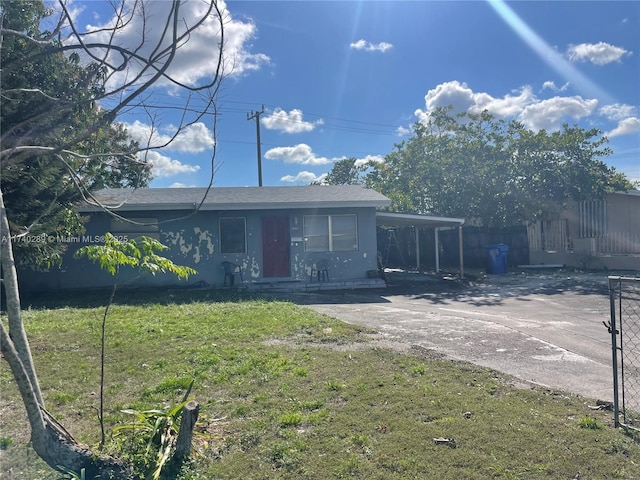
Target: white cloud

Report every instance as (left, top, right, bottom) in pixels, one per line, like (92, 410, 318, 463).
(143, 151, 200, 178)
(168, 123, 216, 152)
(262, 108, 324, 134)
(599, 103, 638, 121)
(415, 81, 537, 122)
(415, 80, 599, 132)
(350, 39, 393, 53)
(354, 155, 385, 167)
(51, 1, 84, 28)
(518, 96, 598, 131)
(396, 125, 411, 136)
(280, 171, 321, 183)
(122, 121, 214, 153)
(599, 103, 640, 138)
(264, 144, 332, 165)
(567, 42, 632, 65)
(607, 117, 640, 138)
(541, 81, 555, 91)
(541, 81, 569, 93)
(168, 182, 196, 188)
(77, 0, 270, 88)
(123, 121, 160, 147)
(473, 86, 537, 117)
(274, 150, 384, 184)
(415, 80, 475, 119)
(266, 144, 384, 169)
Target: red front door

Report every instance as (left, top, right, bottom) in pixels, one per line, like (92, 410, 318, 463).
(262, 216, 290, 277)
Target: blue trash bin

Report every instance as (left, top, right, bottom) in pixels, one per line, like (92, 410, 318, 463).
(485, 244, 508, 274)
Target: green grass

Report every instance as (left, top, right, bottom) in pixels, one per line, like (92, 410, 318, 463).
(2, 291, 640, 479)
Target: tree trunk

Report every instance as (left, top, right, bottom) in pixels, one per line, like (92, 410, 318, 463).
(1, 188, 135, 479)
(0, 188, 43, 405)
(35, 409, 134, 479)
(174, 400, 199, 459)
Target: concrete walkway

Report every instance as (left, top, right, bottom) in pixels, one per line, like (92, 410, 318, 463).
(277, 270, 630, 401)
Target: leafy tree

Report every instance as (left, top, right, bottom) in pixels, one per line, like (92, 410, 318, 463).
(75, 233, 196, 452)
(366, 107, 633, 227)
(313, 157, 367, 185)
(1, 0, 150, 269)
(0, 1, 224, 477)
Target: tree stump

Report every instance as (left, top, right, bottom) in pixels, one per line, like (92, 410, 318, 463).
(174, 400, 199, 460)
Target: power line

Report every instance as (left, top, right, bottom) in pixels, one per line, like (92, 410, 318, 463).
(121, 92, 406, 132)
(119, 103, 404, 137)
(260, 103, 401, 129)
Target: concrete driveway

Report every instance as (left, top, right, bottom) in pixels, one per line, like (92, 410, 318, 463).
(278, 270, 628, 401)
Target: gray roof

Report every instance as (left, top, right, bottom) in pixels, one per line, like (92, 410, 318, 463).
(79, 185, 391, 212)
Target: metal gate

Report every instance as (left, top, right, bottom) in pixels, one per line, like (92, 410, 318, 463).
(608, 276, 640, 429)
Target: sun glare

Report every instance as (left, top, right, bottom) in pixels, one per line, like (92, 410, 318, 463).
(488, 0, 614, 104)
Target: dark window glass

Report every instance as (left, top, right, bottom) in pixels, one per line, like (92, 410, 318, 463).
(220, 217, 246, 254)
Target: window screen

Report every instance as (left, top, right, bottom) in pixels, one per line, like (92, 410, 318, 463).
(220, 217, 246, 254)
(303, 214, 357, 252)
(331, 215, 358, 251)
(303, 215, 329, 252)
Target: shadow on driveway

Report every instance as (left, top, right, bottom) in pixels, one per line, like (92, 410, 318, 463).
(276, 268, 638, 400)
(280, 268, 616, 308)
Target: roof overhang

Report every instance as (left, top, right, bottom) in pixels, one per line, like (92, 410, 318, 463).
(79, 203, 194, 213)
(79, 200, 389, 213)
(376, 211, 465, 229)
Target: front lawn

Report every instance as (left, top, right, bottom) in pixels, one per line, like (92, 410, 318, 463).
(1, 291, 638, 479)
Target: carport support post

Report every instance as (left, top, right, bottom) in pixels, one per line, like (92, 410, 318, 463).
(434, 228, 440, 273)
(415, 227, 421, 272)
(458, 225, 464, 279)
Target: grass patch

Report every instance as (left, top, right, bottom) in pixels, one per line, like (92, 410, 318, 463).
(279, 412, 304, 427)
(579, 415, 603, 430)
(1, 291, 640, 479)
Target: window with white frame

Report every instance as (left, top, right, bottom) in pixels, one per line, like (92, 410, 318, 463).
(220, 217, 246, 254)
(303, 214, 358, 252)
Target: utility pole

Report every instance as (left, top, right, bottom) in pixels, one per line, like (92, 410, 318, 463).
(247, 105, 265, 187)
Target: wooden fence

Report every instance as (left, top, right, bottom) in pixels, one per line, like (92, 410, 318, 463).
(527, 220, 569, 252)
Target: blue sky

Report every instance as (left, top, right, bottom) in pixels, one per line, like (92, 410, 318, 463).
(72, 1, 639, 188)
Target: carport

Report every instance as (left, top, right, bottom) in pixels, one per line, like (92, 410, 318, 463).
(376, 212, 465, 277)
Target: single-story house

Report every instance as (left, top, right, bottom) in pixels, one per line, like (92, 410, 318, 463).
(527, 190, 640, 270)
(18, 185, 469, 292)
(19, 185, 393, 292)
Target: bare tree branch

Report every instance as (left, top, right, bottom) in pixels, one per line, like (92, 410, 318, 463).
(1, 2, 228, 473)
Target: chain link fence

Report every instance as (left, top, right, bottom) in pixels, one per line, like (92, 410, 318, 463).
(608, 276, 640, 429)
